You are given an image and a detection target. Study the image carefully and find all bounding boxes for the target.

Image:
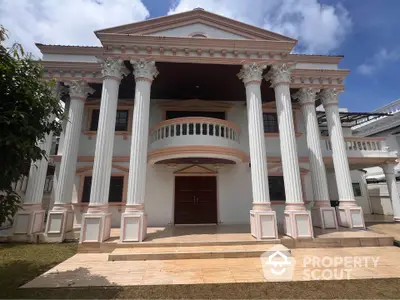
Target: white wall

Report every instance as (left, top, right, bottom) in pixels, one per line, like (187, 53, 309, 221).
(148, 23, 248, 39)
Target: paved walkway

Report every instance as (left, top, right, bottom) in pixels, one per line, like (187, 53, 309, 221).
(22, 246, 400, 288)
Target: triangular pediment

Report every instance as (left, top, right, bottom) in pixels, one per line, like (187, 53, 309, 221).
(174, 164, 216, 175)
(96, 9, 296, 42)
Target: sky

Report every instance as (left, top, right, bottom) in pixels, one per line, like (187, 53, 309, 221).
(0, 0, 399, 112)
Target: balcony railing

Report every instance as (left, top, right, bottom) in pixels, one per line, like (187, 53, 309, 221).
(150, 117, 240, 144)
(322, 137, 386, 152)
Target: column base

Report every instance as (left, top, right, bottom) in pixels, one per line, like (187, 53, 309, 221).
(80, 205, 111, 243)
(250, 203, 278, 240)
(45, 204, 74, 243)
(12, 204, 45, 242)
(336, 204, 365, 229)
(311, 206, 338, 229)
(120, 204, 147, 242)
(284, 204, 314, 239)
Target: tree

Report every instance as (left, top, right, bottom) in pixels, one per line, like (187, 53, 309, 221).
(0, 26, 64, 225)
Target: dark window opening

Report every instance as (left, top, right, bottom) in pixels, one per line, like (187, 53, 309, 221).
(90, 109, 129, 131)
(81, 176, 124, 203)
(352, 183, 362, 197)
(263, 112, 279, 133)
(269, 176, 286, 201)
(166, 111, 225, 120)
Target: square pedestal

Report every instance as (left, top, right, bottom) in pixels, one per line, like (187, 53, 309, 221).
(80, 212, 112, 243)
(13, 209, 45, 240)
(336, 206, 365, 229)
(120, 212, 147, 242)
(284, 211, 314, 239)
(250, 210, 278, 240)
(45, 209, 74, 242)
(311, 207, 338, 229)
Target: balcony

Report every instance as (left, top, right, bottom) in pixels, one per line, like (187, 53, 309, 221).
(148, 117, 247, 164)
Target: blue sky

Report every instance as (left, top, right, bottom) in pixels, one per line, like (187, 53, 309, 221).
(1, 0, 399, 112)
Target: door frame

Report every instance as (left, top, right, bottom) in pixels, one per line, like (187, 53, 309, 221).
(173, 173, 219, 225)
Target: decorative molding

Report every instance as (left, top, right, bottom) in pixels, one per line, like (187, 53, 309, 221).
(66, 80, 95, 99)
(265, 63, 294, 87)
(99, 58, 129, 80)
(130, 59, 159, 82)
(319, 88, 341, 107)
(293, 88, 320, 106)
(237, 63, 267, 85)
(174, 164, 217, 175)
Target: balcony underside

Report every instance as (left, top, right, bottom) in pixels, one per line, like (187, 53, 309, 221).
(148, 146, 248, 165)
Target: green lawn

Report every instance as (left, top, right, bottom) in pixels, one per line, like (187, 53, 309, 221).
(1, 242, 400, 299)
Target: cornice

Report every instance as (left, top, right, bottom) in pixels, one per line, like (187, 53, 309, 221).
(289, 54, 343, 64)
(36, 44, 103, 55)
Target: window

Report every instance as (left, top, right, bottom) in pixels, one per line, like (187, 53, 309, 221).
(269, 176, 286, 201)
(81, 176, 124, 203)
(115, 110, 129, 131)
(263, 113, 279, 133)
(90, 109, 129, 131)
(352, 183, 362, 197)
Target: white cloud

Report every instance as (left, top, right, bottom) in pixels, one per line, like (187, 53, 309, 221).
(0, 0, 149, 57)
(168, 0, 352, 54)
(357, 49, 400, 75)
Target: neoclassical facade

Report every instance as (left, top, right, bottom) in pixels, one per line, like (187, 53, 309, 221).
(12, 9, 400, 243)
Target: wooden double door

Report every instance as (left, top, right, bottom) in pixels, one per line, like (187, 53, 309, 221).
(174, 176, 217, 224)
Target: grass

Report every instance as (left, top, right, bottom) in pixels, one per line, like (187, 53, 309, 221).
(1, 242, 400, 299)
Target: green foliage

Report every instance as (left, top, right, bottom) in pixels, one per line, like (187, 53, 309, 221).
(0, 26, 64, 225)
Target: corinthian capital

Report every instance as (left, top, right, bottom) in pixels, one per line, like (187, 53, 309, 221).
(130, 59, 159, 82)
(99, 58, 129, 80)
(265, 63, 293, 87)
(66, 80, 95, 100)
(319, 88, 341, 107)
(237, 63, 266, 85)
(293, 88, 320, 106)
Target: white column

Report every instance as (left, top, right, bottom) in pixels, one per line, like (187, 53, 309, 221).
(320, 88, 365, 228)
(295, 88, 338, 229)
(13, 86, 60, 239)
(80, 58, 128, 243)
(46, 80, 94, 242)
(237, 63, 278, 240)
(121, 59, 158, 242)
(266, 64, 313, 238)
(382, 163, 400, 222)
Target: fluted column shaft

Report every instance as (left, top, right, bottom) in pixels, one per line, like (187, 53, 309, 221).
(296, 88, 330, 206)
(320, 89, 355, 206)
(24, 115, 55, 205)
(267, 65, 304, 208)
(238, 64, 271, 207)
(382, 163, 400, 222)
(126, 60, 158, 209)
(88, 59, 127, 211)
(57, 98, 70, 155)
(54, 81, 93, 207)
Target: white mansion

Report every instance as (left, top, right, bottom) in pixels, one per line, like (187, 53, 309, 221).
(13, 9, 400, 243)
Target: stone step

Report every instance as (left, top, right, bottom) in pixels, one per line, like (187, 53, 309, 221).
(108, 243, 289, 261)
